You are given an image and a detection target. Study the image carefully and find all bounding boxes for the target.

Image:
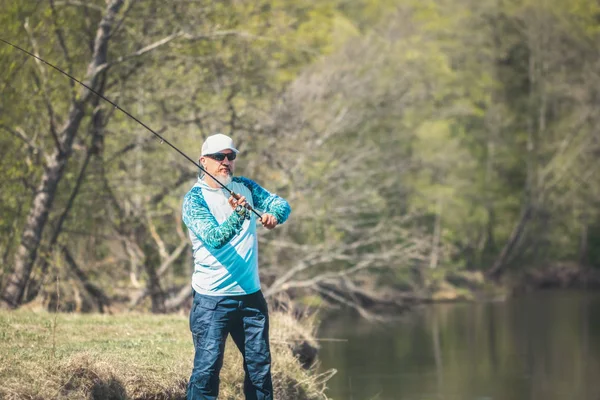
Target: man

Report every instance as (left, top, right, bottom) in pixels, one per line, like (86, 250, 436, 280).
(182, 133, 291, 400)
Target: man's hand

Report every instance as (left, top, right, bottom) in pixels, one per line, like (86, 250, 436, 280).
(260, 213, 278, 230)
(228, 195, 248, 210)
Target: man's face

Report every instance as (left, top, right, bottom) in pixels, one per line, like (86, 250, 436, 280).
(200, 149, 236, 184)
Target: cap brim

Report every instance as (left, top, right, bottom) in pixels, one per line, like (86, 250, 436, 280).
(201, 146, 239, 156)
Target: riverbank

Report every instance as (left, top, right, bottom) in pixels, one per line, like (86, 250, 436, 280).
(0, 309, 331, 399)
(299, 271, 506, 321)
(510, 262, 600, 293)
(418, 265, 600, 305)
(308, 265, 600, 320)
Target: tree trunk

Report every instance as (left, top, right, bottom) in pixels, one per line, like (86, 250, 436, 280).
(26, 79, 107, 303)
(0, 0, 124, 309)
(429, 198, 443, 269)
(486, 34, 543, 283)
(138, 225, 167, 313)
(62, 246, 112, 313)
(579, 222, 588, 267)
(486, 205, 533, 281)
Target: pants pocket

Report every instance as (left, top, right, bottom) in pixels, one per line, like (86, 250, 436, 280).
(190, 295, 219, 347)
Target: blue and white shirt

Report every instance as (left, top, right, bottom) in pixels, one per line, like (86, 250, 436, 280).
(182, 176, 291, 296)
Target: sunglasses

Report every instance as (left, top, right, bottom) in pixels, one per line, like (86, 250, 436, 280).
(205, 152, 237, 161)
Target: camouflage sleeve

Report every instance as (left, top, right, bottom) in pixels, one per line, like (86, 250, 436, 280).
(236, 177, 291, 224)
(182, 187, 245, 249)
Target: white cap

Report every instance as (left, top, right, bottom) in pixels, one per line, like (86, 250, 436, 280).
(201, 133, 239, 156)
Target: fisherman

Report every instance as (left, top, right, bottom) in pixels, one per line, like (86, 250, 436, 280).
(182, 133, 291, 400)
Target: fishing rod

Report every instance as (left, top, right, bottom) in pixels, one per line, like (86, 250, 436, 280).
(0, 38, 263, 220)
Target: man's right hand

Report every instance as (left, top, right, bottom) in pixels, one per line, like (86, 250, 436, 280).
(228, 195, 248, 210)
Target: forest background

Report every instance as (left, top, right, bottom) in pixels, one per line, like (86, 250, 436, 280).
(2, 0, 600, 314)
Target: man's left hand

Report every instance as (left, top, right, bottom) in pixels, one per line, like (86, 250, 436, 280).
(260, 213, 278, 230)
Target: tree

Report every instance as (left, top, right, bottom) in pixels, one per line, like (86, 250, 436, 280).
(1, 0, 125, 308)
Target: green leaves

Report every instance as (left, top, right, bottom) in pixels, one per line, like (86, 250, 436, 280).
(3, 0, 600, 309)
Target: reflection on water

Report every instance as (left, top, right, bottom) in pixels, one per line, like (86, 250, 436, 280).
(318, 290, 600, 400)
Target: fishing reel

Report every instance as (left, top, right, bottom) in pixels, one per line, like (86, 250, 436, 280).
(234, 205, 252, 220)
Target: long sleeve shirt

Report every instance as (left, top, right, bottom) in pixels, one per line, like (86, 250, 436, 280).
(182, 176, 291, 295)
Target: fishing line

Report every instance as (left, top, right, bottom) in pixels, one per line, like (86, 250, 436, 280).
(0, 38, 262, 219)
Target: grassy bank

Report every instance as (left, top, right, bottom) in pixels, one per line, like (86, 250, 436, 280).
(0, 309, 331, 399)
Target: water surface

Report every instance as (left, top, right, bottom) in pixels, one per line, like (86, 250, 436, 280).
(318, 290, 600, 400)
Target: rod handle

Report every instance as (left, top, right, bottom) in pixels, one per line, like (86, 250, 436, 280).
(231, 191, 263, 220)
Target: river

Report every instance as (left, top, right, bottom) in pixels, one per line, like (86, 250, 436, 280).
(317, 290, 600, 400)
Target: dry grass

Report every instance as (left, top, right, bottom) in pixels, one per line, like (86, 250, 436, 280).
(0, 308, 332, 399)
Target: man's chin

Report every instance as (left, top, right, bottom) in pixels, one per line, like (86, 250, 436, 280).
(218, 174, 233, 186)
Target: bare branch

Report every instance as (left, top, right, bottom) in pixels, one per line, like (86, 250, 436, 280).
(95, 32, 184, 74)
(108, 0, 139, 40)
(24, 19, 63, 153)
(181, 30, 273, 42)
(49, 0, 75, 93)
(312, 284, 382, 321)
(165, 284, 193, 311)
(265, 261, 311, 297)
(157, 239, 189, 277)
(124, 240, 143, 289)
(264, 222, 429, 299)
(53, 0, 103, 12)
(96, 29, 271, 76)
(62, 246, 112, 313)
(1, 125, 42, 155)
(174, 210, 186, 241)
(23, 18, 48, 82)
(146, 213, 168, 260)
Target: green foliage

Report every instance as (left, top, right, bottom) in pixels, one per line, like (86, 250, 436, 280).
(3, 0, 600, 307)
